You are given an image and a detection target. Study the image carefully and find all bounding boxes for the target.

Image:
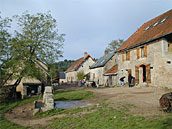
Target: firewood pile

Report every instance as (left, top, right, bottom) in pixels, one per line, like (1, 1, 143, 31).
(159, 92, 172, 112)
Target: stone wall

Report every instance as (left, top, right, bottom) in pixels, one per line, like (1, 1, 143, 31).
(90, 67, 104, 85)
(117, 38, 172, 87)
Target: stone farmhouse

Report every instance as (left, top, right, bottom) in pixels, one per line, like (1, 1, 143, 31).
(115, 9, 172, 87)
(65, 52, 95, 83)
(90, 51, 118, 86)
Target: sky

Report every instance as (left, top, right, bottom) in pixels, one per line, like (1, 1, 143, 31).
(0, 0, 172, 61)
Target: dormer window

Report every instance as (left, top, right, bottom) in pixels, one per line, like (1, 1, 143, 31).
(160, 16, 168, 24)
(145, 24, 152, 31)
(153, 21, 160, 27)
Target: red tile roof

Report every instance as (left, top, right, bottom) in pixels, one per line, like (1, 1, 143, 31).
(104, 64, 118, 76)
(65, 54, 95, 73)
(116, 9, 172, 52)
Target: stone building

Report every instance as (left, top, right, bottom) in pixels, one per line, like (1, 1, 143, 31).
(90, 51, 118, 86)
(65, 52, 95, 83)
(59, 72, 66, 84)
(115, 9, 172, 87)
(104, 64, 118, 86)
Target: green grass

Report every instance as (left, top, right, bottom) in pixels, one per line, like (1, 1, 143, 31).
(49, 103, 172, 129)
(54, 90, 94, 100)
(0, 96, 38, 129)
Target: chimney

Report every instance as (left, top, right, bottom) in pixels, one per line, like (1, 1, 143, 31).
(84, 52, 88, 58)
(104, 50, 108, 56)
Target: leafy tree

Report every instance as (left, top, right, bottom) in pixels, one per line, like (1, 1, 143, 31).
(77, 71, 85, 81)
(105, 39, 124, 53)
(12, 11, 64, 78)
(1, 11, 65, 89)
(0, 14, 12, 87)
(49, 59, 74, 79)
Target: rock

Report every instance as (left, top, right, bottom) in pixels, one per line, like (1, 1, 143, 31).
(33, 108, 40, 116)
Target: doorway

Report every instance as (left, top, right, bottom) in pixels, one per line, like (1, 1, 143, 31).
(109, 76, 112, 86)
(135, 63, 151, 84)
(142, 65, 146, 82)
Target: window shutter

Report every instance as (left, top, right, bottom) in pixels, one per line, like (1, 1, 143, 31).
(128, 51, 130, 61)
(122, 52, 125, 62)
(135, 66, 139, 83)
(137, 48, 140, 59)
(146, 64, 151, 83)
(144, 45, 147, 57)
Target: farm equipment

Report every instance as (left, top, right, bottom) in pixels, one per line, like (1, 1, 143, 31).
(159, 92, 172, 112)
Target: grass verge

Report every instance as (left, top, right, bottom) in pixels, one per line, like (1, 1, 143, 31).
(49, 103, 172, 129)
(54, 90, 94, 100)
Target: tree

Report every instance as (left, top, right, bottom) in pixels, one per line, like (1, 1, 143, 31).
(105, 39, 124, 53)
(77, 71, 85, 81)
(12, 11, 64, 77)
(0, 14, 12, 87)
(1, 11, 65, 89)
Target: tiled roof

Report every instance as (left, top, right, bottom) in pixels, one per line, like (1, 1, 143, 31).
(65, 54, 95, 73)
(90, 52, 114, 69)
(104, 64, 118, 76)
(116, 9, 172, 52)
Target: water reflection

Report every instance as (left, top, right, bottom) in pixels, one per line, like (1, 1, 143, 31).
(55, 100, 91, 109)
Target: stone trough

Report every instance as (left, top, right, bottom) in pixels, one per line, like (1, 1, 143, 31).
(33, 86, 54, 115)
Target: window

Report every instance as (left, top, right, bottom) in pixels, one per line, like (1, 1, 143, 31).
(137, 45, 147, 59)
(122, 51, 130, 61)
(160, 16, 168, 24)
(145, 24, 152, 31)
(141, 47, 144, 57)
(153, 21, 160, 27)
(126, 51, 130, 61)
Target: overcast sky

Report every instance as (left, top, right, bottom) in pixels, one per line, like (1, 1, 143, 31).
(0, 0, 171, 61)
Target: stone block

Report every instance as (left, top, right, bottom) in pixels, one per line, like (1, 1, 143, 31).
(44, 86, 53, 93)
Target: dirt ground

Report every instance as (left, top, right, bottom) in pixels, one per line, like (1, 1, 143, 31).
(4, 86, 171, 128)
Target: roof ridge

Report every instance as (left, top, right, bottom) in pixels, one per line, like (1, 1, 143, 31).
(115, 9, 172, 52)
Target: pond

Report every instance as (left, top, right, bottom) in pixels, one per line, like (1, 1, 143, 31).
(54, 100, 91, 109)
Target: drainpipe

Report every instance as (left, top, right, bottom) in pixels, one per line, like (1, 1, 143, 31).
(116, 53, 119, 86)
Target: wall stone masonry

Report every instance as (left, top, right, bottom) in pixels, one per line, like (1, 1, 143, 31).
(117, 38, 172, 87)
(42, 86, 54, 112)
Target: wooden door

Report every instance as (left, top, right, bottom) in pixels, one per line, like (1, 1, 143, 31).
(135, 66, 139, 83)
(146, 64, 151, 83)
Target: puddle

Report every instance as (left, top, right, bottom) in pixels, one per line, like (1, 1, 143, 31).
(54, 100, 91, 109)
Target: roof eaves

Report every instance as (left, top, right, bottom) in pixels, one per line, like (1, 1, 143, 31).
(116, 31, 172, 53)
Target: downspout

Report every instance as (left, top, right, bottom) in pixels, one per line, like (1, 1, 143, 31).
(116, 53, 119, 86)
